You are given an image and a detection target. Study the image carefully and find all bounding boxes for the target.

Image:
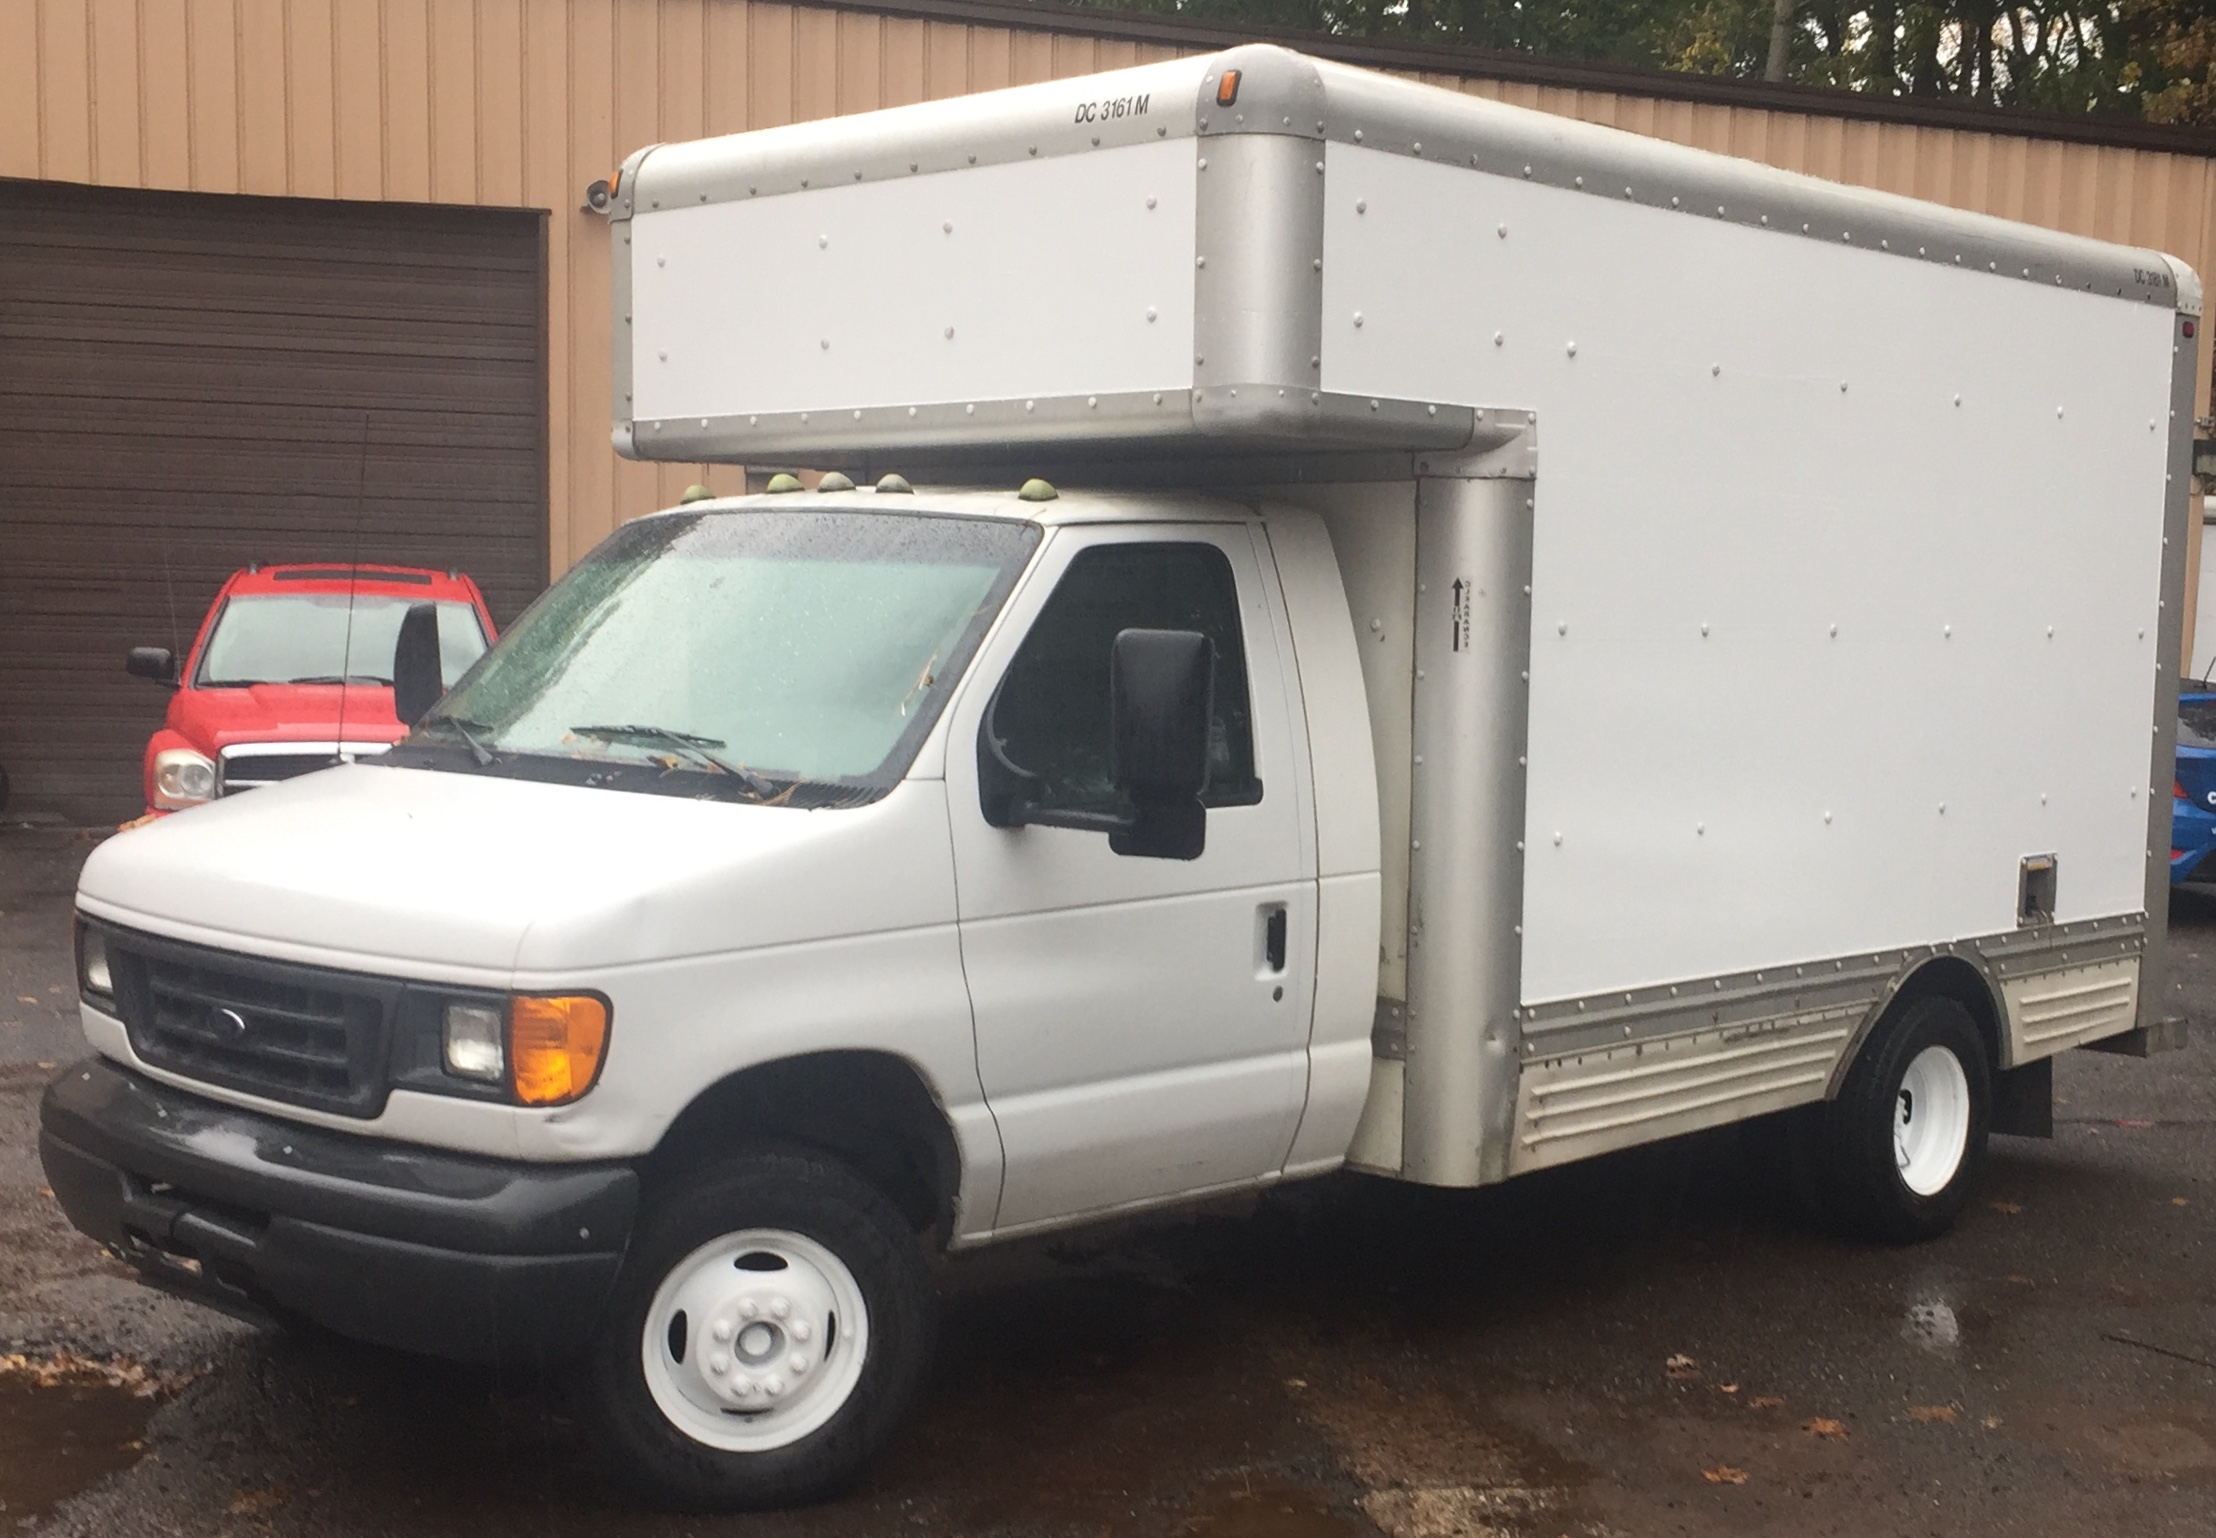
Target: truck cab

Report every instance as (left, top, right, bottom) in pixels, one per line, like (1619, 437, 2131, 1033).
(125, 563, 494, 816)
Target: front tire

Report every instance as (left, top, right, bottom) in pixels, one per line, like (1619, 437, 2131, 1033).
(1818, 995, 1991, 1242)
(584, 1147, 936, 1509)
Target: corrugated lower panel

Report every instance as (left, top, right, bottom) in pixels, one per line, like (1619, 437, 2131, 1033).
(2003, 958, 2141, 1058)
(1511, 1008, 1859, 1173)
(0, 180, 547, 823)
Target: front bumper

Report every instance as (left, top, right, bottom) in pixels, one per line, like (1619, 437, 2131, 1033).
(39, 1057, 637, 1363)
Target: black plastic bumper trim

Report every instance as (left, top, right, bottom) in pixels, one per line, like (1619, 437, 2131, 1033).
(39, 1058, 638, 1363)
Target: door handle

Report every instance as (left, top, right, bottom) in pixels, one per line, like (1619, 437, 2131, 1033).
(1262, 904, 1288, 973)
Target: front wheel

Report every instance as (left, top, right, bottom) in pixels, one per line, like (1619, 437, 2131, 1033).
(1817, 995, 1992, 1242)
(583, 1147, 937, 1509)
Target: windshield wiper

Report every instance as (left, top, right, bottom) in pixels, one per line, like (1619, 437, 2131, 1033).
(570, 724, 779, 799)
(416, 715, 497, 767)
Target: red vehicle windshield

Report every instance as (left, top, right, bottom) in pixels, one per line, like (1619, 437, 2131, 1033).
(196, 594, 490, 688)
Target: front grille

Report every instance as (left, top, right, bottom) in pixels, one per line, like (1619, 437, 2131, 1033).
(110, 933, 397, 1117)
(217, 752, 341, 795)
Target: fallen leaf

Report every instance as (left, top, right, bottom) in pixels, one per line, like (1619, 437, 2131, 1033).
(228, 1485, 289, 1516)
(45, 985, 60, 994)
(1749, 1396, 1785, 1409)
(1284, 1378, 1307, 1390)
(2117, 1118, 2156, 1129)
(1982, 1416, 2004, 1430)
(1907, 1405, 1957, 1424)
(2085, 1126, 2103, 1136)
(35, 1061, 53, 1071)
(16, 996, 35, 1006)
(1718, 1383, 1739, 1394)
(0, 1350, 171, 1398)
(2172, 1197, 2190, 1207)
(1665, 1353, 1701, 1381)
(1804, 1417, 1850, 1439)
(1989, 1201, 2023, 1214)
(2005, 1274, 2035, 1285)
(1702, 1465, 1750, 1486)
(36, 1187, 52, 1200)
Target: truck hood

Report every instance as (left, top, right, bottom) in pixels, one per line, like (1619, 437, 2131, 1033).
(77, 764, 955, 981)
(167, 682, 406, 752)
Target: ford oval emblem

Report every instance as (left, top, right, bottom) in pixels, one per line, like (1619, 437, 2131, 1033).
(217, 1007, 249, 1038)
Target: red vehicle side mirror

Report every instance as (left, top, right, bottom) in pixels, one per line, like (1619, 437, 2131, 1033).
(125, 647, 178, 688)
(392, 604, 444, 727)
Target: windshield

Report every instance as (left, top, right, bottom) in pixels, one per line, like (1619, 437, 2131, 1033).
(393, 507, 1039, 805)
(197, 595, 488, 688)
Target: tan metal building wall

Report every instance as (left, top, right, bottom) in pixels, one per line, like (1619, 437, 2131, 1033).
(4, 0, 2213, 583)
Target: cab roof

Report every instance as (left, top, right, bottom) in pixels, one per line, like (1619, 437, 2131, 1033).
(651, 484, 1262, 527)
(223, 564, 486, 603)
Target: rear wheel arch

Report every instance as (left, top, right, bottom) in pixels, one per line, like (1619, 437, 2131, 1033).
(644, 1051, 963, 1238)
(1828, 954, 2006, 1099)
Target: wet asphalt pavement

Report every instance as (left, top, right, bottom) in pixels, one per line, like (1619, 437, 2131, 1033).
(2, 824, 2212, 1537)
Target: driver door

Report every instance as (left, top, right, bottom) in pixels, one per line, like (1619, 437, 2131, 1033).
(945, 520, 1316, 1234)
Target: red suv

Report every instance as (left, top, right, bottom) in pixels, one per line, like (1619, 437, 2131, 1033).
(126, 564, 497, 816)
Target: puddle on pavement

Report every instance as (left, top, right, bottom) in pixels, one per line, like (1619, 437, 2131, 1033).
(0, 1362, 163, 1524)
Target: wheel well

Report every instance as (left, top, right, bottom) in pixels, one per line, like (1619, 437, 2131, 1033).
(1839, 956, 2005, 1090)
(644, 1052, 962, 1237)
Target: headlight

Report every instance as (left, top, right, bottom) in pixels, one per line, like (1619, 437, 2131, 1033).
(442, 1002, 506, 1082)
(76, 922, 112, 999)
(152, 748, 216, 808)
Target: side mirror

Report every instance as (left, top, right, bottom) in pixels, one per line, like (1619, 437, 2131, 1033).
(1108, 628, 1213, 860)
(392, 602, 444, 726)
(125, 647, 178, 687)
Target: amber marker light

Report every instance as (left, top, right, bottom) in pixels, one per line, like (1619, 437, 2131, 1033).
(510, 994, 611, 1106)
(1215, 69, 1241, 107)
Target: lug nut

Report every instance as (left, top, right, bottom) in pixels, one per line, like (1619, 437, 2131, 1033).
(770, 1296, 790, 1319)
(764, 1376, 786, 1397)
(789, 1353, 811, 1374)
(711, 1319, 733, 1342)
(739, 1299, 759, 1320)
(790, 1320, 812, 1343)
(709, 1352, 731, 1375)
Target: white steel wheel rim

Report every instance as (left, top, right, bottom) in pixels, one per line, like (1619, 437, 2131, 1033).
(1893, 1045, 1972, 1197)
(640, 1228, 870, 1453)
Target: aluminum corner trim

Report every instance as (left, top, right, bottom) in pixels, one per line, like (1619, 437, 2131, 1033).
(1193, 130, 1324, 406)
(2140, 312, 2198, 1025)
(2161, 253, 2204, 317)
(1194, 44, 1327, 144)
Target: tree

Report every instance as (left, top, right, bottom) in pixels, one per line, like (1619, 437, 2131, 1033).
(1055, 0, 2216, 123)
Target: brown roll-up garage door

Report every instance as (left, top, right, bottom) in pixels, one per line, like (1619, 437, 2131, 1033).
(0, 180, 547, 825)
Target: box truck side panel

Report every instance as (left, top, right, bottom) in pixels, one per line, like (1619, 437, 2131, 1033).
(1319, 142, 2177, 1007)
(629, 138, 1201, 425)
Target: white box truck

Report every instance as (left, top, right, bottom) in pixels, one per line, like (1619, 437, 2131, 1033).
(42, 43, 2196, 1507)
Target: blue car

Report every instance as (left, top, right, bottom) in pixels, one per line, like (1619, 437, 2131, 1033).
(2172, 685, 2216, 882)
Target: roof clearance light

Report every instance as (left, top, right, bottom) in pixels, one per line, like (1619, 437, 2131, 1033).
(764, 473, 804, 493)
(1216, 70, 1241, 108)
(876, 474, 914, 494)
(678, 483, 715, 504)
(817, 470, 856, 491)
(1018, 478, 1059, 502)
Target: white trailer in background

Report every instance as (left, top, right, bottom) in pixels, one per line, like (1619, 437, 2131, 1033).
(44, 43, 2195, 1509)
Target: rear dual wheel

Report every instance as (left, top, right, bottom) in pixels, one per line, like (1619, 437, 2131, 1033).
(1809, 995, 1992, 1242)
(584, 1147, 936, 1510)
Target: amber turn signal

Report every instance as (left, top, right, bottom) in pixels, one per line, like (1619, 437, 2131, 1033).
(509, 994, 610, 1105)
